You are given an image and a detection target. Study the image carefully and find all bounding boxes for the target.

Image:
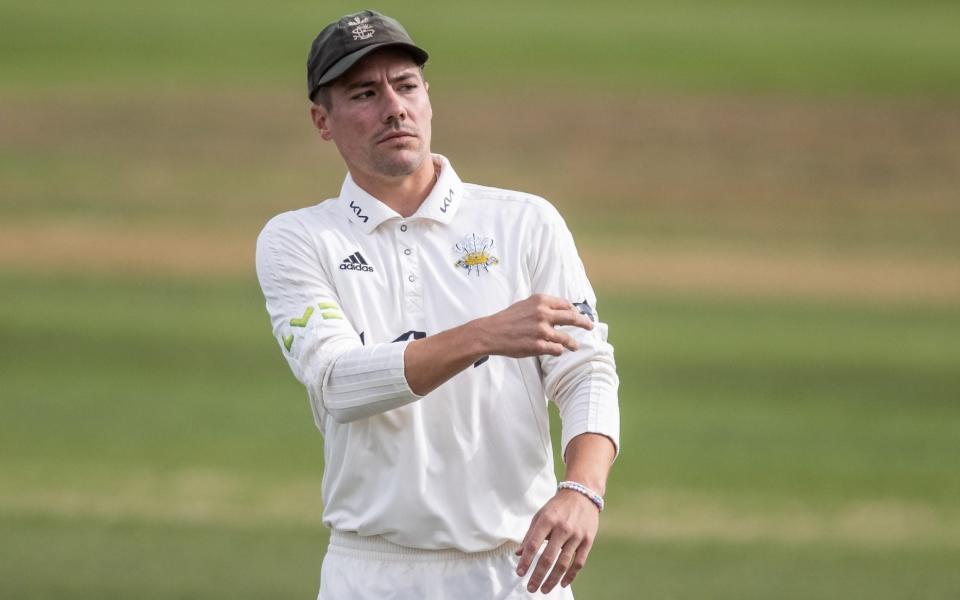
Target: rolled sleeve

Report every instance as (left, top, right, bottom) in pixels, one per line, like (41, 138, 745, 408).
(255, 213, 421, 429)
(529, 201, 621, 460)
(315, 340, 423, 423)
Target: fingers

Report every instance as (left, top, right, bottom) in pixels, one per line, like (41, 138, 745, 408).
(544, 310, 592, 353)
(549, 308, 594, 332)
(517, 493, 599, 592)
(533, 329, 579, 356)
(541, 326, 577, 353)
(533, 294, 593, 324)
(531, 294, 594, 332)
(526, 536, 569, 594)
(560, 537, 592, 588)
(539, 340, 568, 356)
(527, 535, 592, 593)
(540, 294, 576, 311)
(555, 332, 577, 353)
(515, 515, 551, 578)
(490, 294, 594, 358)
(541, 542, 578, 593)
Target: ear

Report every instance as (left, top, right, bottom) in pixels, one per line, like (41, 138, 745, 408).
(310, 103, 333, 141)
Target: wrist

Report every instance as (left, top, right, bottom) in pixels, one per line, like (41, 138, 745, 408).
(562, 471, 606, 497)
(465, 316, 494, 356)
(557, 480, 604, 512)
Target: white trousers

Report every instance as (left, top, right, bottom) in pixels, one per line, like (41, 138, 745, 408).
(318, 530, 575, 600)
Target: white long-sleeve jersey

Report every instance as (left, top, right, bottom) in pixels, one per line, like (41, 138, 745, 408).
(255, 155, 619, 552)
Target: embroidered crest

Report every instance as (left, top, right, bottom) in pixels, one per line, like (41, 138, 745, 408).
(454, 233, 499, 276)
(348, 16, 375, 40)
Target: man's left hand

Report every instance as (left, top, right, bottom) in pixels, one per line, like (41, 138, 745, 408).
(515, 488, 599, 594)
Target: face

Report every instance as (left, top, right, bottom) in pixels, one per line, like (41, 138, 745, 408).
(311, 48, 432, 181)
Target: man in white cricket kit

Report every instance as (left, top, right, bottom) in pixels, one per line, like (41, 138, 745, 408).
(255, 10, 620, 599)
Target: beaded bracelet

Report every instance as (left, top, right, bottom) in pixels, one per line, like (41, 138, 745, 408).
(557, 480, 604, 512)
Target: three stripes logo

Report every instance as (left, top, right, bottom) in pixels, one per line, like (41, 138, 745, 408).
(340, 251, 374, 272)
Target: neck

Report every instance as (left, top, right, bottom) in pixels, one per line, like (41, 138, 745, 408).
(351, 156, 439, 218)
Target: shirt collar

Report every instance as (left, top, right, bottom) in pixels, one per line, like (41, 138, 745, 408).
(336, 174, 401, 235)
(337, 154, 463, 234)
(411, 154, 462, 226)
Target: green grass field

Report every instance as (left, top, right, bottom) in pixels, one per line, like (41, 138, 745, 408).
(3, 0, 960, 95)
(2, 0, 959, 597)
(2, 275, 958, 598)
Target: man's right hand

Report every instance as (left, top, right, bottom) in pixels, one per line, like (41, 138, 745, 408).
(477, 294, 594, 358)
(404, 294, 593, 396)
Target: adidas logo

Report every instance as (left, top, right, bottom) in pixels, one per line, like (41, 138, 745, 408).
(340, 251, 374, 272)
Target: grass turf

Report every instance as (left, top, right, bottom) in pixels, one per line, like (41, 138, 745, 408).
(2, 0, 959, 96)
(4, 514, 960, 600)
(1, 272, 958, 598)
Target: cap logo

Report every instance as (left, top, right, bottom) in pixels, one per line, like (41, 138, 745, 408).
(347, 16, 375, 40)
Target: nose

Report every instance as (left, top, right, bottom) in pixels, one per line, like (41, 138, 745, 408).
(381, 87, 406, 124)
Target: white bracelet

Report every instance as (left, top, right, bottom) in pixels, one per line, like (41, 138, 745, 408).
(557, 480, 604, 512)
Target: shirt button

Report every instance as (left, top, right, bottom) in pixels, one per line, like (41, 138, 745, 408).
(400, 224, 408, 232)
(408, 275, 416, 282)
(403, 248, 412, 256)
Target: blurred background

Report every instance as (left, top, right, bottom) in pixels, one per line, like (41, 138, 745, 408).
(2, 1, 959, 597)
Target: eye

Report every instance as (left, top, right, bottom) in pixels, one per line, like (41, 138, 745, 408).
(351, 90, 374, 101)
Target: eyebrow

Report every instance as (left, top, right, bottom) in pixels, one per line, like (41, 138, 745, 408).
(343, 71, 419, 91)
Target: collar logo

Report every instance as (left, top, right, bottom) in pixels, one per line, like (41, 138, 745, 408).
(440, 188, 454, 213)
(454, 233, 499, 276)
(347, 16, 375, 40)
(349, 200, 369, 223)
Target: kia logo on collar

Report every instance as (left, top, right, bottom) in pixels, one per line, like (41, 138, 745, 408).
(349, 200, 369, 223)
(440, 189, 454, 213)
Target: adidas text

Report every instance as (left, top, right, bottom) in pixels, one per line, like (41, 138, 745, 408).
(340, 263, 374, 272)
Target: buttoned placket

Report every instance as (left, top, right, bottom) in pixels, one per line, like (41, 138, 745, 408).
(398, 220, 425, 324)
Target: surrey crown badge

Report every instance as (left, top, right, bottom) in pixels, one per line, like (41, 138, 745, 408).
(454, 233, 499, 276)
(348, 16, 375, 40)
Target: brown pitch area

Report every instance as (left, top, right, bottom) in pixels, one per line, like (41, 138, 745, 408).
(2, 89, 958, 303)
(2, 222, 958, 304)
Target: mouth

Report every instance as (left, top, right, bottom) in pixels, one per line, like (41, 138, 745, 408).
(378, 131, 418, 144)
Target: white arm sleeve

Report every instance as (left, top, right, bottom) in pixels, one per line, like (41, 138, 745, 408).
(530, 202, 621, 461)
(255, 214, 422, 427)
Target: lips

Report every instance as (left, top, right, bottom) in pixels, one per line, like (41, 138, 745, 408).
(378, 131, 417, 144)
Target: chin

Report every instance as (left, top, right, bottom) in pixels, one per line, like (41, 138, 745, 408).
(374, 150, 428, 178)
